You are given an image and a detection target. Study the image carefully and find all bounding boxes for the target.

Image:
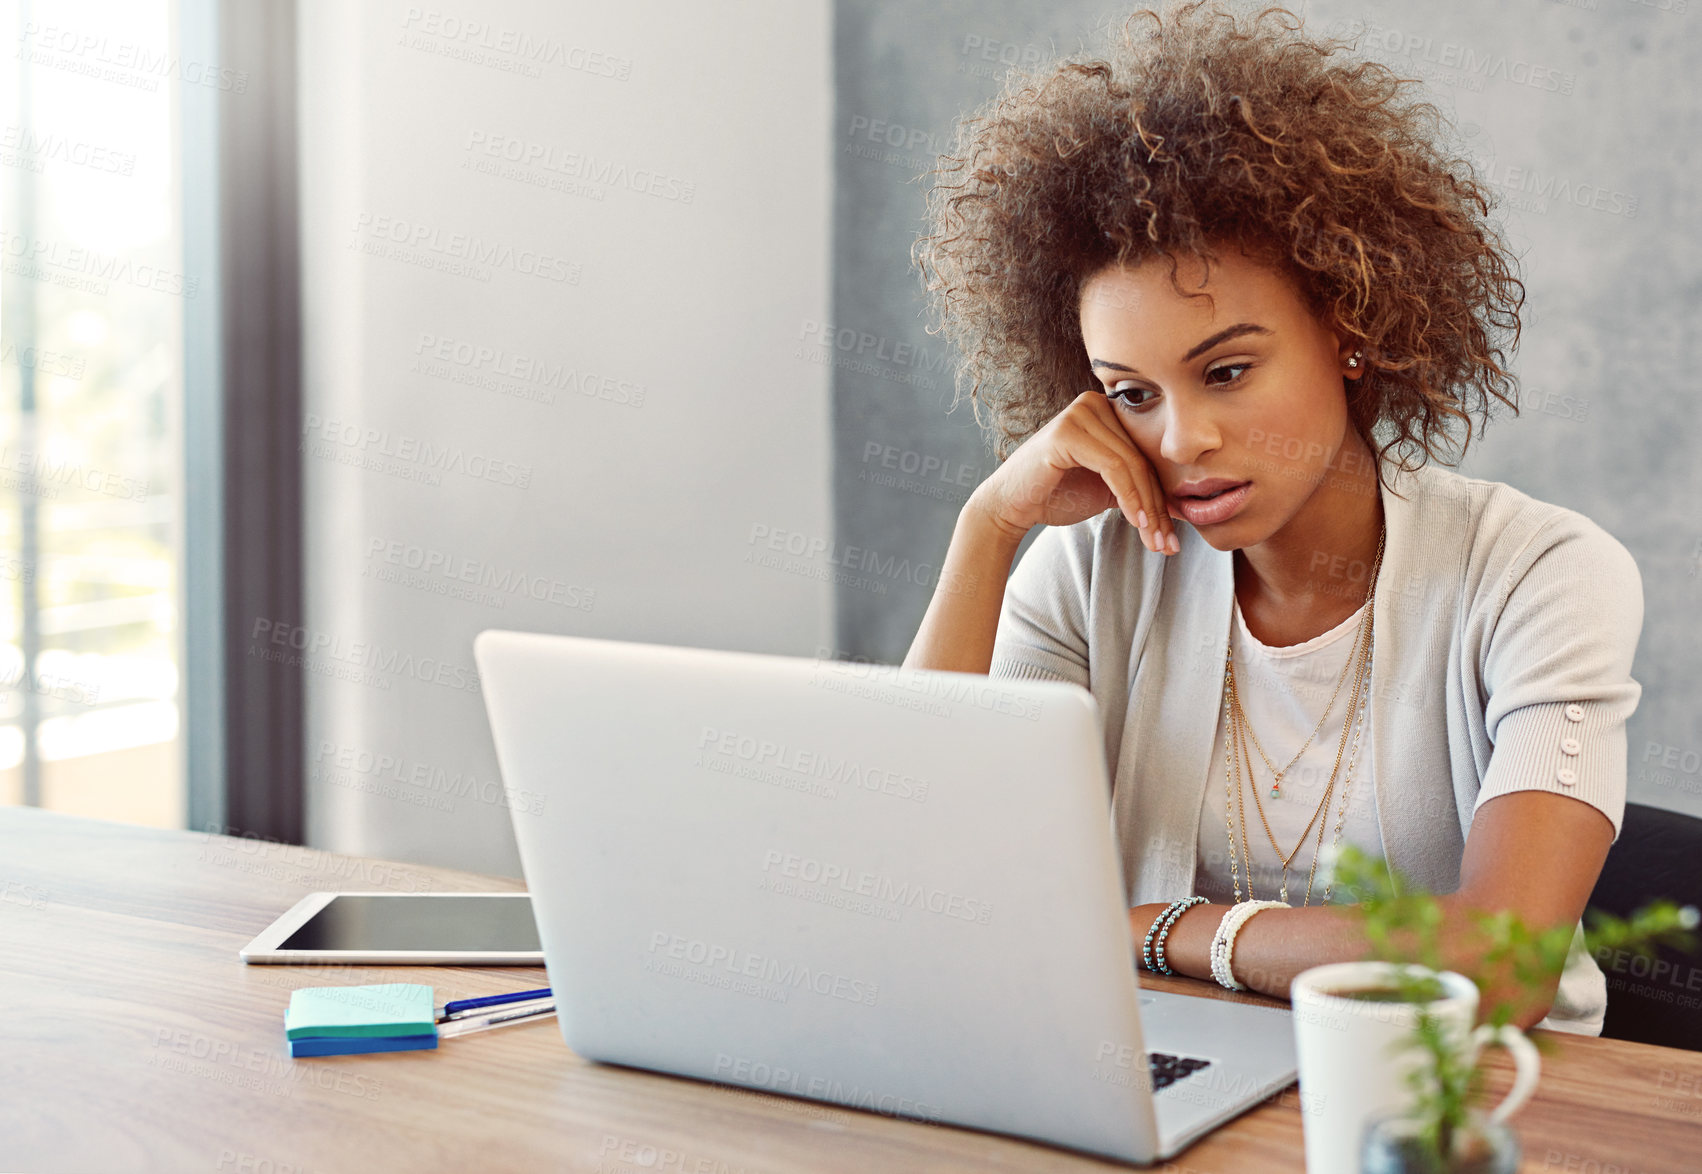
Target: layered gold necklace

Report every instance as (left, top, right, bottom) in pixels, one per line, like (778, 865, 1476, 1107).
(1221, 525, 1384, 907)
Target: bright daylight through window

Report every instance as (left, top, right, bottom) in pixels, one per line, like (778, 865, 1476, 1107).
(2, 0, 187, 826)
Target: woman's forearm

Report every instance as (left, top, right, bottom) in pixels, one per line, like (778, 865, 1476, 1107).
(1130, 898, 1563, 1029)
(901, 498, 1027, 675)
(1150, 901, 1364, 997)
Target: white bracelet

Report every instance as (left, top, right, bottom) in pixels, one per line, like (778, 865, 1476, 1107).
(1209, 900, 1289, 991)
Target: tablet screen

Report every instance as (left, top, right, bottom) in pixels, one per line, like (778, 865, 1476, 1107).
(278, 894, 541, 952)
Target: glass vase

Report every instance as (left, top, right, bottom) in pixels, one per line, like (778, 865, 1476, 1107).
(1359, 1108, 1520, 1174)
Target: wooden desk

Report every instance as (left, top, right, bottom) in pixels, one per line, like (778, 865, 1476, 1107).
(2, 808, 1698, 1173)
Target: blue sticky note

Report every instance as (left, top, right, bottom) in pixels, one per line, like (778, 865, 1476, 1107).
(289, 1034, 438, 1058)
(284, 983, 438, 1041)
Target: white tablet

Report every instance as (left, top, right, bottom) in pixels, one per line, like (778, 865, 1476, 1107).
(239, 891, 544, 965)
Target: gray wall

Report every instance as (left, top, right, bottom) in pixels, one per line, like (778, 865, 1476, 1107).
(298, 0, 834, 874)
(831, 0, 1702, 821)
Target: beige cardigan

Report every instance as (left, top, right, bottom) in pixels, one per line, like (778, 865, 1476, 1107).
(987, 459, 1645, 1034)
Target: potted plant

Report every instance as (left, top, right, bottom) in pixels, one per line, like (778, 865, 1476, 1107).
(1322, 843, 1698, 1174)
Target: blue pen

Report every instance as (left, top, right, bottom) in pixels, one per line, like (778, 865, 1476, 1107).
(440, 987, 552, 1020)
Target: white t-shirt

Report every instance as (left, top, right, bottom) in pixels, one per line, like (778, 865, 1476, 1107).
(1194, 594, 1383, 908)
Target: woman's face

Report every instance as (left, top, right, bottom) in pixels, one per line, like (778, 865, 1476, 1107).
(1077, 244, 1367, 551)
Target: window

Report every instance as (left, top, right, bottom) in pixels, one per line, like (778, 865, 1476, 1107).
(2, 0, 190, 825)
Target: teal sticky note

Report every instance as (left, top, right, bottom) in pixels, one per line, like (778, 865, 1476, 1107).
(284, 983, 438, 1041)
(289, 1034, 438, 1058)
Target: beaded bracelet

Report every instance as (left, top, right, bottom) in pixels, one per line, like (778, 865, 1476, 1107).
(1141, 899, 1190, 972)
(1143, 896, 1206, 976)
(1208, 900, 1289, 991)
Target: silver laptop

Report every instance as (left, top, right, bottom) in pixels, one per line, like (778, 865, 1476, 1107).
(474, 630, 1297, 1165)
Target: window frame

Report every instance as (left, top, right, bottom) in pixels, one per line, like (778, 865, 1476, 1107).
(183, 0, 305, 842)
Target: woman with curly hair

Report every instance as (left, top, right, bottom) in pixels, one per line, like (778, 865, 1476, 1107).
(905, 0, 1642, 1035)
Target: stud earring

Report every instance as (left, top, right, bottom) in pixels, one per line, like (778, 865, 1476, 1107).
(1346, 351, 1362, 369)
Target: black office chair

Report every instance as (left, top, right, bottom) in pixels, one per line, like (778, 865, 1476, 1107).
(1585, 802, 1702, 1052)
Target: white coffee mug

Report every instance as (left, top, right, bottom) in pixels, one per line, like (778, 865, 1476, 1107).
(1290, 961, 1540, 1174)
